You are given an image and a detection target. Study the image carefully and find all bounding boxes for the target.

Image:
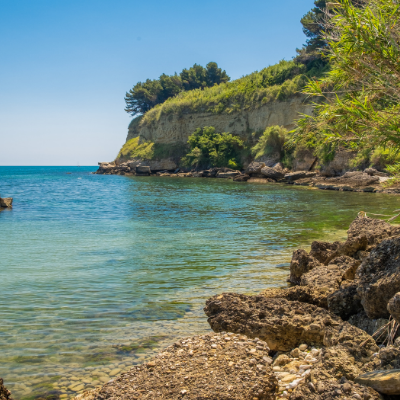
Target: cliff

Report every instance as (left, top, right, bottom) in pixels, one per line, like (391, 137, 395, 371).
(126, 94, 313, 145)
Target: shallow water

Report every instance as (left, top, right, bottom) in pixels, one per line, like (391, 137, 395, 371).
(1, 166, 399, 399)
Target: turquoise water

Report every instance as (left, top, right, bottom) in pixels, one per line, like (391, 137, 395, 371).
(1, 166, 399, 399)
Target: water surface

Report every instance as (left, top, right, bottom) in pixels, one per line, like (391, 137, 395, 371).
(1, 166, 399, 399)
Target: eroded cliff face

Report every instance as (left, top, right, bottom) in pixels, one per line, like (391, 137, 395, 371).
(127, 95, 313, 144)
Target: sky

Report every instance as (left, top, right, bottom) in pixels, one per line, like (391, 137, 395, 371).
(0, 0, 315, 166)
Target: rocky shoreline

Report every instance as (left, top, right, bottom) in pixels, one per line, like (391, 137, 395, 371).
(95, 160, 400, 195)
(3, 216, 400, 399)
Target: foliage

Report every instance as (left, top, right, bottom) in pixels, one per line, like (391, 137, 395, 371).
(140, 60, 328, 126)
(294, 0, 400, 157)
(125, 62, 230, 116)
(182, 126, 244, 169)
(117, 137, 154, 160)
(251, 126, 288, 160)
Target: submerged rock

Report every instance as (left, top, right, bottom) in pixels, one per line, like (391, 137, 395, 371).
(0, 197, 12, 208)
(75, 332, 277, 400)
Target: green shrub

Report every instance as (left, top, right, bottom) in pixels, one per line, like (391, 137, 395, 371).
(251, 126, 287, 160)
(182, 126, 244, 169)
(117, 137, 154, 160)
(370, 148, 400, 170)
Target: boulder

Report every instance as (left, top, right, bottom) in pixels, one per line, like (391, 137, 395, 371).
(309, 241, 342, 265)
(300, 265, 344, 291)
(327, 281, 362, 320)
(355, 370, 400, 395)
(357, 236, 400, 318)
(245, 162, 265, 175)
(387, 292, 400, 323)
(77, 332, 277, 400)
(262, 286, 328, 309)
(135, 166, 151, 175)
(288, 249, 322, 284)
(233, 174, 251, 182)
(260, 166, 285, 181)
(202, 169, 218, 177)
(329, 256, 361, 281)
(347, 217, 395, 248)
(0, 198, 12, 208)
(348, 310, 388, 338)
(284, 171, 307, 182)
(379, 346, 400, 370)
(216, 171, 240, 178)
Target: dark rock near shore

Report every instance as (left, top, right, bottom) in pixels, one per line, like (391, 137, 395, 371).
(78, 332, 277, 400)
(327, 281, 362, 320)
(233, 173, 251, 182)
(357, 235, 400, 319)
(245, 162, 266, 175)
(310, 241, 342, 265)
(260, 166, 285, 181)
(0, 379, 12, 400)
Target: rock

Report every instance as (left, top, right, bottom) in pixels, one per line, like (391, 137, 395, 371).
(309, 241, 342, 265)
(355, 370, 400, 395)
(348, 310, 388, 338)
(387, 292, 400, 323)
(233, 174, 251, 182)
(284, 171, 307, 182)
(364, 168, 388, 177)
(129, 158, 177, 171)
(300, 265, 343, 291)
(260, 166, 285, 181)
(289, 379, 382, 399)
(327, 281, 362, 319)
(135, 165, 151, 175)
(245, 162, 266, 175)
(272, 162, 284, 172)
(216, 171, 240, 178)
(379, 346, 400, 370)
(192, 171, 204, 177)
(347, 217, 395, 248)
(262, 286, 328, 309)
(0, 198, 12, 208)
(202, 169, 218, 177)
(357, 235, 400, 318)
(289, 249, 322, 284)
(76, 332, 277, 400)
(330, 256, 361, 280)
(0, 379, 12, 400)
(204, 293, 378, 354)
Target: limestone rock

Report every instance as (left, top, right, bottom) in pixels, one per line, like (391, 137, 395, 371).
(309, 241, 342, 265)
(357, 235, 400, 318)
(300, 265, 343, 291)
(0, 379, 12, 400)
(75, 332, 277, 400)
(245, 162, 266, 175)
(216, 171, 240, 178)
(0, 198, 12, 208)
(379, 346, 400, 370)
(260, 166, 284, 181)
(233, 174, 251, 182)
(355, 369, 400, 395)
(348, 311, 388, 338)
(284, 171, 307, 182)
(135, 165, 151, 175)
(347, 217, 395, 247)
(289, 249, 322, 284)
(205, 293, 377, 354)
(262, 286, 328, 309)
(327, 281, 362, 320)
(387, 292, 400, 323)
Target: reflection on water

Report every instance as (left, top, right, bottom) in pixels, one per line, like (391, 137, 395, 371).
(1, 166, 399, 399)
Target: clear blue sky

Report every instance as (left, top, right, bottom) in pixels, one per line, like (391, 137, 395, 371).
(0, 0, 315, 166)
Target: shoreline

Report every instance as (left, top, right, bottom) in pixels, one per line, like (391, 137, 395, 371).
(95, 161, 400, 196)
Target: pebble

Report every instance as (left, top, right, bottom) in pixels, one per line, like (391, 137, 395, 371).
(299, 344, 308, 351)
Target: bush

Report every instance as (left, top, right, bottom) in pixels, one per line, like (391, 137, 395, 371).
(117, 137, 154, 161)
(251, 126, 287, 160)
(182, 126, 244, 169)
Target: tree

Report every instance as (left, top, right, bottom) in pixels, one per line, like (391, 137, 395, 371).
(293, 0, 400, 153)
(183, 126, 243, 169)
(125, 63, 230, 116)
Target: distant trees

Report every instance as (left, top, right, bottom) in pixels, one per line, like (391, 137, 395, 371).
(125, 62, 230, 116)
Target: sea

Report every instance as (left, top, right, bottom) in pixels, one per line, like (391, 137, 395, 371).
(1, 166, 399, 399)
